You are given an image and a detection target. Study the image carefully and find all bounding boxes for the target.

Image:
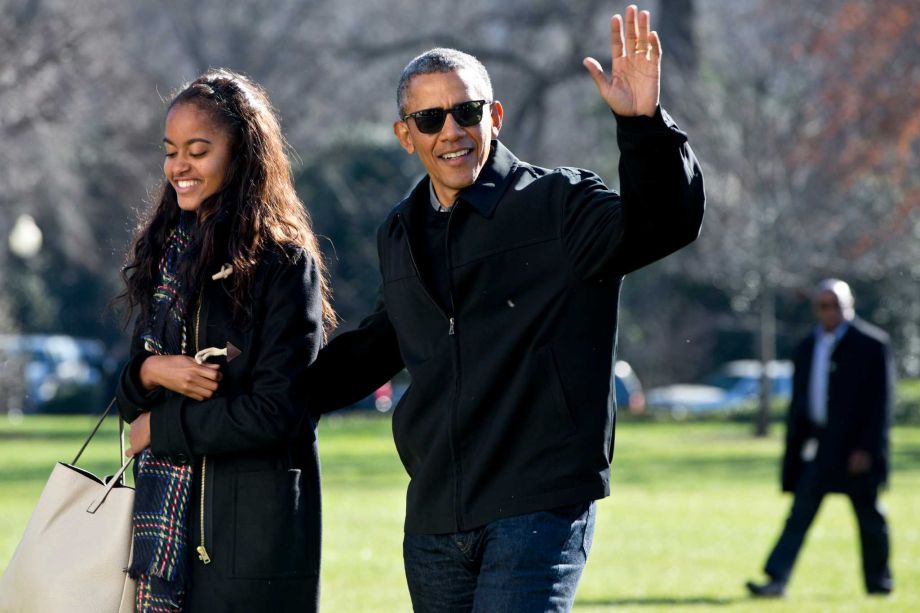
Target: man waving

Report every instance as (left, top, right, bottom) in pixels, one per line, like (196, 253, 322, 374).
(308, 5, 705, 611)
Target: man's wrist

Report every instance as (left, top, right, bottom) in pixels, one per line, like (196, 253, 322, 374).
(611, 104, 662, 124)
(614, 105, 689, 150)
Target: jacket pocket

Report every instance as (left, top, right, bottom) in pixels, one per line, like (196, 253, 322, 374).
(391, 356, 447, 477)
(537, 345, 577, 438)
(231, 469, 314, 578)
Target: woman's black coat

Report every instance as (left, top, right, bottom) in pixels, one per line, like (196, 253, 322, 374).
(116, 246, 324, 612)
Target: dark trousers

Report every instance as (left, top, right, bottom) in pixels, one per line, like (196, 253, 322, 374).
(764, 479, 892, 592)
(403, 502, 595, 613)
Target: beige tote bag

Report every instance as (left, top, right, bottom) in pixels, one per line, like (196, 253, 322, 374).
(0, 400, 136, 613)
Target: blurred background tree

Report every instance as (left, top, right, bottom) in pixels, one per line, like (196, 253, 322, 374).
(681, 0, 920, 432)
(2, 0, 917, 406)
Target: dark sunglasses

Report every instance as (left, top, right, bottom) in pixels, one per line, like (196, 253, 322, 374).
(402, 100, 493, 134)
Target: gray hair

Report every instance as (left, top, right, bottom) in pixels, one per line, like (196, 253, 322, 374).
(396, 48, 493, 117)
(815, 278, 856, 321)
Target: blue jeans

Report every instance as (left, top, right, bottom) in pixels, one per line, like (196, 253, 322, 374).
(403, 502, 596, 613)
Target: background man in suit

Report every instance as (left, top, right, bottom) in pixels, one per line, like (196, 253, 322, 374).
(747, 278, 894, 597)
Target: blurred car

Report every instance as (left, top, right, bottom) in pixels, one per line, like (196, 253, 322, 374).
(345, 379, 409, 413)
(344, 362, 644, 415)
(345, 360, 645, 413)
(613, 360, 646, 413)
(645, 359, 793, 415)
(0, 334, 109, 414)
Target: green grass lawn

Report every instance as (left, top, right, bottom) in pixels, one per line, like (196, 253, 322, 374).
(2, 414, 918, 612)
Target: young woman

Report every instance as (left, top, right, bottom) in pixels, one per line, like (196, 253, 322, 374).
(115, 69, 334, 612)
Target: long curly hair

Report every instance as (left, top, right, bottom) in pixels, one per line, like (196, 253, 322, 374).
(118, 69, 335, 335)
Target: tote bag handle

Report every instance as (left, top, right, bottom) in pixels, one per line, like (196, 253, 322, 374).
(87, 457, 134, 513)
(72, 397, 127, 467)
(67, 397, 136, 513)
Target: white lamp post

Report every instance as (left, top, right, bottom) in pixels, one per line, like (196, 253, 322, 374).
(9, 214, 43, 259)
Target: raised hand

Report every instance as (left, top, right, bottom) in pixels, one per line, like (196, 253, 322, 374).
(583, 4, 661, 117)
(139, 354, 222, 401)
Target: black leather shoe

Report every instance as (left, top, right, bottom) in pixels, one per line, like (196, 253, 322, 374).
(746, 579, 786, 598)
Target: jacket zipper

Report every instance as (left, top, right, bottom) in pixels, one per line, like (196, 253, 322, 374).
(193, 290, 212, 565)
(396, 208, 463, 530)
(443, 206, 464, 530)
(396, 213, 455, 336)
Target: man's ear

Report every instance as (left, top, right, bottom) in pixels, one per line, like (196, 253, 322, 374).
(393, 120, 415, 155)
(490, 101, 504, 139)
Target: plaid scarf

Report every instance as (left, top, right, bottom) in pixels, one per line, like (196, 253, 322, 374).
(141, 214, 194, 356)
(129, 213, 196, 612)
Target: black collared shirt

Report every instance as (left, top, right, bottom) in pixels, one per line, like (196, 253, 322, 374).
(419, 183, 453, 313)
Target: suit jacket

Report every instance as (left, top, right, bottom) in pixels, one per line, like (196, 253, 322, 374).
(781, 317, 893, 494)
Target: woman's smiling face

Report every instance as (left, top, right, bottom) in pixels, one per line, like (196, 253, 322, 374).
(163, 103, 233, 212)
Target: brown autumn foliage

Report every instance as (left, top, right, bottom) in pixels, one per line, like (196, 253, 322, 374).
(792, 0, 920, 259)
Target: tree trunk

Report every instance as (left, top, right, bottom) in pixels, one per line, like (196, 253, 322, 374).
(755, 282, 776, 437)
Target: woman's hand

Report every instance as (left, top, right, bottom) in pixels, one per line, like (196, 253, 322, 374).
(126, 412, 150, 458)
(139, 354, 222, 401)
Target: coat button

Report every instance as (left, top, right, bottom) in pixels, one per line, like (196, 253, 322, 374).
(175, 452, 189, 465)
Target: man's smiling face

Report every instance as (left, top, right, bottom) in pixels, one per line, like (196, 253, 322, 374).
(393, 69, 502, 207)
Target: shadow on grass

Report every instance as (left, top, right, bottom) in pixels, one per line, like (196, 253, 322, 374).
(892, 449, 920, 471)
(576, 595, 738, 607)
(613, 455, 778, 485)
(0, 461, 127, 485)
(319, 452, 408, 489)
(613, 442, 920, 486)
(0, 429, 85, 442)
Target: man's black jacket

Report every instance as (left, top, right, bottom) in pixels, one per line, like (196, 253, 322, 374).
(308, 108, 705, 534)
(781, 318, 893, 495)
